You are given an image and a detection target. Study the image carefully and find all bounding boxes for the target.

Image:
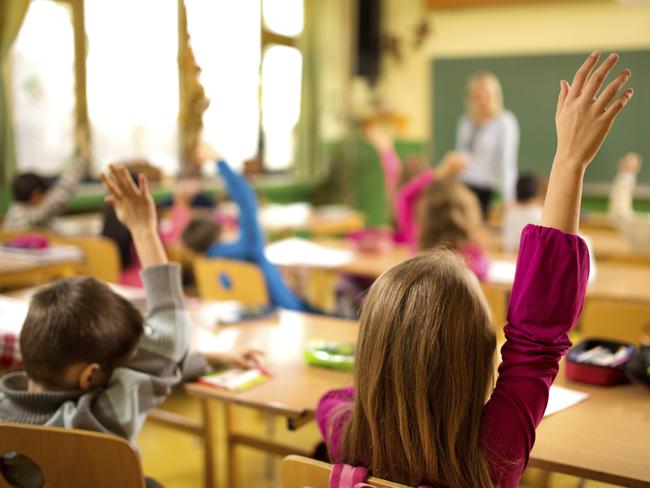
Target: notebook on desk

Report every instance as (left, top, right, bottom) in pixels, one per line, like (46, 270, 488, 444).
(0, 245, 83, 265)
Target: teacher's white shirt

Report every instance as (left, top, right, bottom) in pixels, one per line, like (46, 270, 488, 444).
(456, 110, 520, 202)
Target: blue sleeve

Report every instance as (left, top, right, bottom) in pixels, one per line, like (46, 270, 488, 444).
(217, 160, 265, 261)
(205, 241, 247, 260)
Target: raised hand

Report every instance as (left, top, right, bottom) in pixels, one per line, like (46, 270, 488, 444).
(543, 52, 634, 234)
(437, 151, 467, 179)
(555, 51, 633, 169)
(618, 152, 642, 174)
(101, 164, 167, 267)
(101, 165, 156, 232)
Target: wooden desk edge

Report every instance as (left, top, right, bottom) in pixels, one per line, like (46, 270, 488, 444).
(528, 457, 650, 488)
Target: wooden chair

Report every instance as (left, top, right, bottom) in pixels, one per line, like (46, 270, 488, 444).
(49, 235, 120, 283)
(193, 256, 269, 306)
(580, 299, 650, 344)
(281, 455, 408, 488)
(0, 422, 145, 488)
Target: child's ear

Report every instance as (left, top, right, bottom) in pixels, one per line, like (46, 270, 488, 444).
(78, 363, 102, 390)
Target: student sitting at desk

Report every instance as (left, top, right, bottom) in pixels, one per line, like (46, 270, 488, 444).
(608, 152, 650, 251)
(316, 52, 633, 488)
(182, 160, 312, 312)
(0, 165, 262, 443)
(502, 173, 543, 252)
(3, 149, 89, 231)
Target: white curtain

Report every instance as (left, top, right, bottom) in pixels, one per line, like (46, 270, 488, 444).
(85, 0, 179, 174)
(12, 0, 75, 175)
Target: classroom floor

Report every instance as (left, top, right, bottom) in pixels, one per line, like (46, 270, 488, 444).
(137, 391, 619, 488)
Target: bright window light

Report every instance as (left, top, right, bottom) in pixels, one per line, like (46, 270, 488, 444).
(85, 0, 179, 174)
(262, 45, 302, 171)
(263, 0, 304, 37)
(185, 0, 261, 171)
(12, 0, 75, 175)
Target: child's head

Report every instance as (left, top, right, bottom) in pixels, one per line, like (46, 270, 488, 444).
(181, 216, 221, 253)
(516, 173, 541, 204)
(342, 251, 496, 486)
(399, 155, 430, 188)
(12, 173, 50, 206)
(417, 178, 483, 251)
(20, 277, 144, 390)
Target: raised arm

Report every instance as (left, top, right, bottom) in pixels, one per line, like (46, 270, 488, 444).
(365, 124, 401, 200)
(213, 160, 265, 260)
(542, 51, 633, 233)
(483, 52, 633, 486)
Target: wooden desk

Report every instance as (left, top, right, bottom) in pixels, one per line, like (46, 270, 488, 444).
(0, 257, 80, 289)
(583, 229, 650, 265)
(187, 310, 650, 488)
(532, 365, 650, 487)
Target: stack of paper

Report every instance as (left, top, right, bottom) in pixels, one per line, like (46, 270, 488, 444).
(0, 245, 83, 264)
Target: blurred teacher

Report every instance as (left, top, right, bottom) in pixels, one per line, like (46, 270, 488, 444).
(456, 71, 519, 219)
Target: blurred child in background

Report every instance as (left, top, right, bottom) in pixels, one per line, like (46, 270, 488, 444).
(502, 173, 543, 252)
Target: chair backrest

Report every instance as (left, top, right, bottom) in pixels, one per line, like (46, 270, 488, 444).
(49, 235, 121, 283)
(580, 299, 650, 344)
(193, 256, 269, 306)
(281, 455, 408, 488)
(0, 422, 145, 488)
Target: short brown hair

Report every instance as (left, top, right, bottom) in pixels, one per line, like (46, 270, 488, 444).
(182, 217, 221, 253)
(20, 277, 144, 388)
(417, 178, 483, 252)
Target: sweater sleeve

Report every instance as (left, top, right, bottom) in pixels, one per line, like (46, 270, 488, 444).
(315, 386, 354, 462)
(378, 148, 401, 199)
(497, 114, 519, 203)
(82, 263, 193, 442)
(217, 160, 265, 261)
(607, 172, 650, 252)
(19, 156, 88, 228)
(481, 225, 589, 486)
(395, 169, 436, 249)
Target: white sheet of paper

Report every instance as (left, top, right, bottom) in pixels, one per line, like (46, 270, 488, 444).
(544, 385, 589, 417)
(0, 296, 29, 335)
(265, 238, 353, 268)
(487, 259, 517, 284)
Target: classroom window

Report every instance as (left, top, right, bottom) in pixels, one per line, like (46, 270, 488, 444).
(85, 0, 179, 174)
(186, 0, 303, 172)
(11, 0, 76, 175)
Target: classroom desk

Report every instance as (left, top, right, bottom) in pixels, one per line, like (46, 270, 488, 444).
(583, 228, 650, 264)
(186, 309, 650, 488)
(309, 239, 650, 306)
(0, 257, 80, 289)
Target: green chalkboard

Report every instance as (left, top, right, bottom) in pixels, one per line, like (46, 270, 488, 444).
(432, 50, 650, 187)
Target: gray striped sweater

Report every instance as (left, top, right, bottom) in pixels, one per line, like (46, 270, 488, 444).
(0, 264, 206, 443)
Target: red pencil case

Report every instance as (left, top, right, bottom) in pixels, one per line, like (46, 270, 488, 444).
(566, 338, 635, 386)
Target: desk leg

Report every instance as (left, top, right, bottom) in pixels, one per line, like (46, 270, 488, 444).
(224, 403, 238, 488)
(200, 398, 215, 488)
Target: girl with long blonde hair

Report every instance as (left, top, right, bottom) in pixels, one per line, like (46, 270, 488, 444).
(317, 52, 633, 487)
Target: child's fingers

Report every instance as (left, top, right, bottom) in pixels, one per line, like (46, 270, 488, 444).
(595, 69, 631, 112)
(583, 53, 618, 101)
(104, 195, 116, 205)
(555, 80, 569, 119)
(138, 173, 149, 198)
(100, 172, 122, 199)
(109, 165, 130, 194)
(604, 88, 634, 120)
(569, 51, 600, 97)
(118, 165, 139, 196)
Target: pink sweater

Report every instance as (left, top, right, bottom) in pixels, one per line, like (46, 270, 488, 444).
(316, 224, 590, 488)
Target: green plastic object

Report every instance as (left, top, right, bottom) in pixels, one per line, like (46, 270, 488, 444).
(304, 340, 355, 372)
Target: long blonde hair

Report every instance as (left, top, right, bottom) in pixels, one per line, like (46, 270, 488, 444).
(417, 178, 483, 252)
(341, 250, 497, 487)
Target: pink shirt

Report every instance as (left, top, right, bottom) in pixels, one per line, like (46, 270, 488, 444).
(316, 225, 590, 488)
